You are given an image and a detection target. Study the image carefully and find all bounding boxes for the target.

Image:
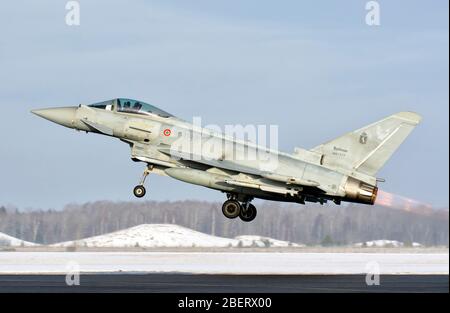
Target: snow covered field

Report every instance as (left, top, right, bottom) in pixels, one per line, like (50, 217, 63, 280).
(51, 224, 301, 248)
(1, 225, 447, 275)
(0, 232, 36, 247)
(0, 252, 447, 275)
(0, 225, 434, 250)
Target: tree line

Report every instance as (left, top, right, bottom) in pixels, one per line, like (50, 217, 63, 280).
(0, 201, 448, 246)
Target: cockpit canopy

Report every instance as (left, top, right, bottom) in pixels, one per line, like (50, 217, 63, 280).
(88, 98, 173, 118)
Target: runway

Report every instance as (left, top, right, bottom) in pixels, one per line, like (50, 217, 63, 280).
(0, 274, 448, 293)
(1, 251, 447, 293)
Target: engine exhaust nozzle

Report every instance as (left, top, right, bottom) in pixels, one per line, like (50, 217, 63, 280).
(344, 177, 378, 205)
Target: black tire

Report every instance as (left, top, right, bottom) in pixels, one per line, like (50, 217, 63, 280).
(133, 185, 146, 198)
(222, 200, 241, 219)
(239, 203, 257, 222)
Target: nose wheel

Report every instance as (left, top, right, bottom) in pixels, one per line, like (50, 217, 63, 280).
(133, 165, 152, 198)
(133, 185, 146, 198)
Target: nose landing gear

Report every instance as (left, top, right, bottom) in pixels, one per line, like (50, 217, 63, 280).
(133, 165, 153, 198)
(133, 185, 146, 198)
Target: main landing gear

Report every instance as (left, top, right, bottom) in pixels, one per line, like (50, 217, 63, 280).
(133, 165, 153, 198)
(221, 195, 257, 222)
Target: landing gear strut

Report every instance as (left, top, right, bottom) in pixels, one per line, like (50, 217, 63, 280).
(221, 195, 257, 222)
(133, 165, 153, 198)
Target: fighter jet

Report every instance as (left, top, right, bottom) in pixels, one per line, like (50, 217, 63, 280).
(32, 98, 421, 222)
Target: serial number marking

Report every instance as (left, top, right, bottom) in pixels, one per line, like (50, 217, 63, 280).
(222, 297, 272, 309)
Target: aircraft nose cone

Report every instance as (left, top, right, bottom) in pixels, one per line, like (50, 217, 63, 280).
(31, 106, 78, 128)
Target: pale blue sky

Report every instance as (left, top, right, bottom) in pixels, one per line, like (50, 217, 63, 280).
(0, 1, 448, 209)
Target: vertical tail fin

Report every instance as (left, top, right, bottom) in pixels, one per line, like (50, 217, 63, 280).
(311, 112, 422, 176)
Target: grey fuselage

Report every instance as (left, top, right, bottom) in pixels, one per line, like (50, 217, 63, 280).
(32, 99, 390, 206)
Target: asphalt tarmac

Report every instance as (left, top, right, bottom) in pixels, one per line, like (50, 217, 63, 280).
(0, 274, 448, 293)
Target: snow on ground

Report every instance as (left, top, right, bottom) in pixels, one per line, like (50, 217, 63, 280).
(235, 235, 303, 248)
(0, 232, 36, 247)
(0, 224, 429, 250)
(354, 240, 423, 248)
(53, 224, 235, 248)
(51, 224, 300, 248)
(0, 252, 447, 274)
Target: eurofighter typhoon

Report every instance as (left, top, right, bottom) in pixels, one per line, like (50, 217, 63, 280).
(32, 99, 421, 222)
